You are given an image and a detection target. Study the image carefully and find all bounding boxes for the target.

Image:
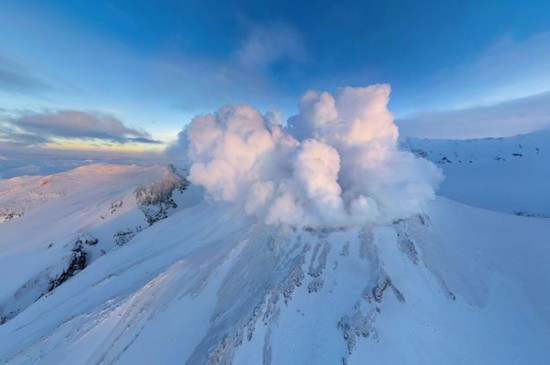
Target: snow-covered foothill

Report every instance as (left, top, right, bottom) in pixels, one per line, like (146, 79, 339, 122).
(0, 164, 190, 325)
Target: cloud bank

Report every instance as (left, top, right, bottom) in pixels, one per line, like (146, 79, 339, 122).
(174, 84, 442, 228)
(0, 110, 161, 148)
(398, 91, 550, 139)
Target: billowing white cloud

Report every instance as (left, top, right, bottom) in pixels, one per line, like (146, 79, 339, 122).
(174, 84, 442, 228)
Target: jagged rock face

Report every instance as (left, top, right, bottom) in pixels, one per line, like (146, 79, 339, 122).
(47, 241, 88, 292)
(135, 165, 189, 225)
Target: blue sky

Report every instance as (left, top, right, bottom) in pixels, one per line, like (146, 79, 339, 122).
(1, 0, 550, 153)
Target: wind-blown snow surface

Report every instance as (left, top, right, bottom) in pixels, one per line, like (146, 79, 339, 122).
(406, 129, 550, 217)
(1, 190, 549, 363)
(0, 164, 189, 325)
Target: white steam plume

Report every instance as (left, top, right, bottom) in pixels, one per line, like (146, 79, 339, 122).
(176, 84, 443, 228)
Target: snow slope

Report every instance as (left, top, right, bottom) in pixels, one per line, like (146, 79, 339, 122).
(405, 129, 550, 217)
(1, 198, 549, 364)
(0, 164, 189, 325)
(0, 133, 549, 364)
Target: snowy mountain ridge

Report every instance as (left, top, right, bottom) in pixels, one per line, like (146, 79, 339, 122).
(0, 130, 549, 364)
(0, 164, 189, 325)
(1, 197, 549, 364)
(405, 129, 550, 216)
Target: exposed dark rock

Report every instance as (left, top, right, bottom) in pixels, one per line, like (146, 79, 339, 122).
(114, 227, 142, 246)
(109, 200, 123, 214)
(410, 148, 428, 158)
(373, 274, 405, 303)
(47, 241, 87, 292)
(439, 156, 452, 164)
(338, 306, 380, 356)
(0, 211, 23, 222)
(396, 231, 419, 265)
(513, 211, 548, 218)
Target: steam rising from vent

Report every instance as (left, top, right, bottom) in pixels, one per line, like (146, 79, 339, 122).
(176, 84, 443, 228)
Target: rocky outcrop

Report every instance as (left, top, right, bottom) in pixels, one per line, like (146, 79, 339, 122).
(47, 240, 88, 292)
(135, 165, 189, 225)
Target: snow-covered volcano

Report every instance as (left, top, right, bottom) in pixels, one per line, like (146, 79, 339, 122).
(1, 84, 549, 363)
(1, 130, 549, 364)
